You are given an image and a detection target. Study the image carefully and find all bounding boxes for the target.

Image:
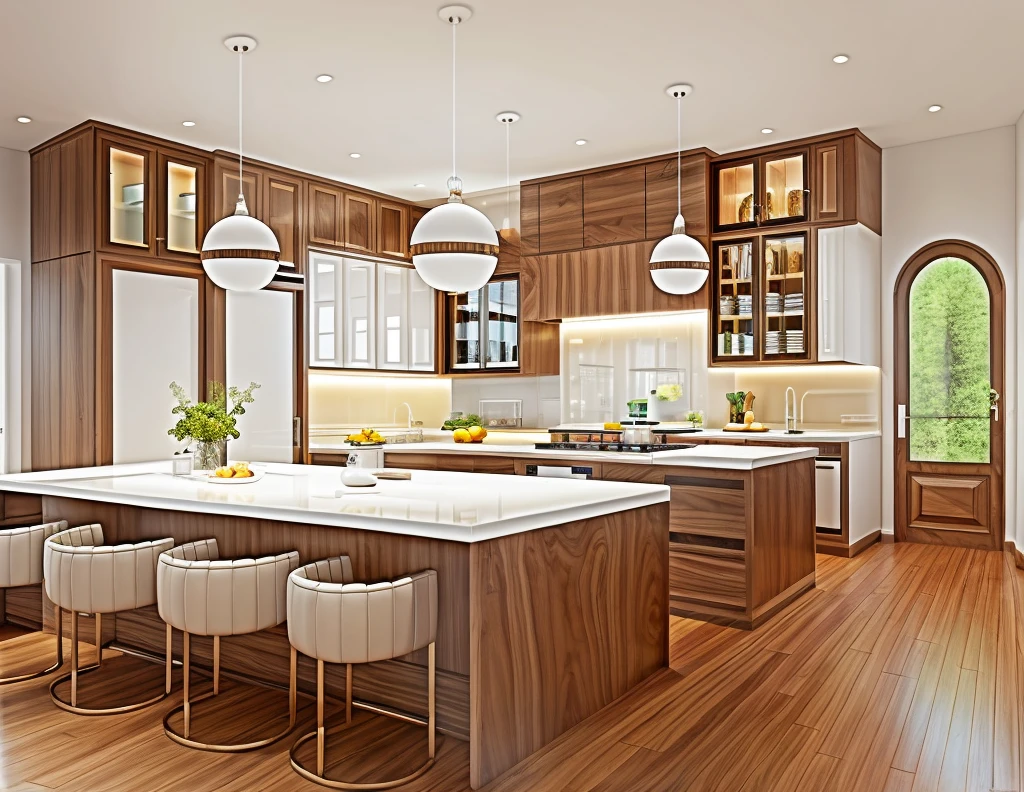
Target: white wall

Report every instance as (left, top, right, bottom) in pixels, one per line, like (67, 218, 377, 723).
(0, 147, 30, 473)
(881, 127, 1018, 546)
(461, 185, 521, 232)
(1016, 114, 1024, 550)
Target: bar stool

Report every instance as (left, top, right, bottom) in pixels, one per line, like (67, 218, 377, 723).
(157, 538, 301, 752)
(43, 524, 173, 714)
(0, 520, 68, 683)
(287, 558, 439, 790)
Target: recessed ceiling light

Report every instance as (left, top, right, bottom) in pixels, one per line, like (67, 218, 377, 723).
(349, 152, 361, 159)
(413, 183, 426, 188)
(181, 120, 196, 127)
(575, 139, 588, 146)
(761, 128, 774, 134)
(16, 116, 31, 124)
(316, 74, 333, 83)
(832, 54, 849, 64)
(928, 104, 942, 113)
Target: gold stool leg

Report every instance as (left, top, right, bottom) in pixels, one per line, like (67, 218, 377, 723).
(428, 642, 436, 760)
(95, 613, 102, 668)
(345, 663, 352, 724)
(317, 659, 325, 777)
(213, 635, 220, 696)
(289, 645, 297, 727)
(70, 611, 78, 708)
(54, 604, 63, 668)
(165, 624, 172, 695)
(183, 631, 191, 740)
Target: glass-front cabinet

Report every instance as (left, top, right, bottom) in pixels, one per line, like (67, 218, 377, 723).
(762, 232, 809, 360)
(713, 239, 756, 360)
(713, 149, 808, 232)
(158, 152, 205, 258)
(448, 276, 520, 371)
(107, 143, 149, 249)
(308, 250, 435, 372)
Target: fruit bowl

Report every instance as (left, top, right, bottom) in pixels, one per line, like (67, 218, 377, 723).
(452, 425, 488, 444)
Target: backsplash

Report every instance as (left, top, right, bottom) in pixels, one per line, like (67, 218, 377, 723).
(560, 312, 709, 424)
(309, 373, 452, 430)
(451, 375, 560, 429)
(706, 366, 881, 429)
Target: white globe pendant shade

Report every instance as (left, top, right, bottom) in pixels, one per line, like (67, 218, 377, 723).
(201, 196, 280, 291)
(649, 213, 710, 295)
(410, 200, 499, 293)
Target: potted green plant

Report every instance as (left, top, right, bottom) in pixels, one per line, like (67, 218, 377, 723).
(167, 381, 260, 471)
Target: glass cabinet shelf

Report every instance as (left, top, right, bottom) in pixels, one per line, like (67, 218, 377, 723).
(763, 153, 807, 223)
(762, 233, 807, 358)
(714, 239, 755, 359)
(109, 147, 147, 247)
(165, 161, 198, 254)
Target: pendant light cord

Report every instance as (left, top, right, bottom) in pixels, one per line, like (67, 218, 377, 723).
(451, 21, 457, 180)
(505, 118, 511, 224)
(676, 93, 682, 217)
(238, 48, 244, 189)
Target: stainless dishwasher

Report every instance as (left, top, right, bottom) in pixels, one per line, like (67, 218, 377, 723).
(814, 458, 842, 533)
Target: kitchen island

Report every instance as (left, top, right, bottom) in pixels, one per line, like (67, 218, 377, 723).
(0, 462, 668, 789)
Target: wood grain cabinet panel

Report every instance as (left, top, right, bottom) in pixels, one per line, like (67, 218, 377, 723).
(909, 475, 990, 532)
(31, 146, 61, 263)
(307, 183, 343, 247)
(30, 259, 61, 470)
(667, 479, 746, 540)
(59, 131, 93, 257)
(646, 155, 709, 240)
(378, 201, 408, 259)
(811, 140, 844, 223)
(669, 547, 746, 609)
(265, 175, 302, 271)
(59, 254, 95, 469)
(345, 193, 376, 253)
(583, 165, 645, 246)
(538, 177, 583, 253)
(216, 162, 260, 222)
(519, 183, 539, 255)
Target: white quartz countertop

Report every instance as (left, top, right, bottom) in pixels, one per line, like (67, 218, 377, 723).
(381, 442, 818, 470)
(0, 462, 668, 544)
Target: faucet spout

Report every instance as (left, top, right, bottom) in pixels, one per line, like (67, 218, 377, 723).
(784, 387, 798, 432)
(394, 402, 414, 429)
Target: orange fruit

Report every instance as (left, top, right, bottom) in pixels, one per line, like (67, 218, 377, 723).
(468, 426, 487, 443)
(452, 428, 472, 443)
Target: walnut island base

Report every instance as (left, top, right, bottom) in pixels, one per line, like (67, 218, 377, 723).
(0, 464, 670, 789)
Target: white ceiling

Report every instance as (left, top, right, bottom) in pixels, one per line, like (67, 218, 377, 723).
(2, 0, 1023, 201)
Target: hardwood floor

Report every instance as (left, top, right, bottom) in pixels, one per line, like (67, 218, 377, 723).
(0, 542, 1020, 791)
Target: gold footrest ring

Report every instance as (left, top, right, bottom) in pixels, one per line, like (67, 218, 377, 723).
(289, 720, 442, 791)
(162, 688, 297, 753)
(49, 663, 170, 716)
(0, 653, 63, 685)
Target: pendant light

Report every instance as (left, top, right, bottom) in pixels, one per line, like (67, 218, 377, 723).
(201, 36, 280, 292)
(649, 84, 709, 295)
(409, 6, 499, 294)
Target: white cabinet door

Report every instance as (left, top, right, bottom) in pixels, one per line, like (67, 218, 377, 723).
(816, 224, 881, 366)
(816, 227, 844, 362)
(227, 289, 295, 463)
(408, 269, 436, 371)
(814, 459, 842, 531)
(309, 251, 343, 367)
(342, 258, 376, 369)
(376, 264, 410, 370)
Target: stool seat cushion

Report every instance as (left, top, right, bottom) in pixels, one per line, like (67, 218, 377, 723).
(157, 538, 300, 636)
(44, 524, 173, 615)
(288, 560, 437, 665)
(0, 520, 67, 589)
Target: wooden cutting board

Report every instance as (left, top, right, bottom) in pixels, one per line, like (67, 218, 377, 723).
(722, 423, 770, 432)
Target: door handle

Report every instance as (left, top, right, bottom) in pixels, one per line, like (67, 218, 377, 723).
(897, 404, 907, 439)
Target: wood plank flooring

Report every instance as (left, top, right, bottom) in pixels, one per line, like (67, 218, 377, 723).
(0, 542, 1020, 791)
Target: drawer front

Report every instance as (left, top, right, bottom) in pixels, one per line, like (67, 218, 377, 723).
(667, 476, 746, 540)
(669, 547, 747, 609)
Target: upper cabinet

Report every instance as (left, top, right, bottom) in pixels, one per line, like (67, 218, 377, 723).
(265, 174, 302, 268)
(307, 182, 343, 247)
(103, 136, 154, 253)
(583, 165, 645, 247)
(713, 148, 808, 233)
(159, 152, 206, 258)
(538, 177, 583, 253)
(378, 202, 409, 259)
(344, 193, 376, 254)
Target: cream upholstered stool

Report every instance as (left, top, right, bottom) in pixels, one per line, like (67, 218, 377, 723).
(157, 538, 300, 752)
(43, 524, 173, 714)
(0, 520, 68, 683)
(287, 557, 439, 790)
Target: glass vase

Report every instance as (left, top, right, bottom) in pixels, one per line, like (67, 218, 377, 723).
(193, 440, 226, 471)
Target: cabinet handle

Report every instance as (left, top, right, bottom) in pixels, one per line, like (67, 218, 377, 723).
(815, 464, 835, 470)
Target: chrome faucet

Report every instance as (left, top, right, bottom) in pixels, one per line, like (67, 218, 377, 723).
(394, 402, 414, 429)
(785, 387, 799, 433)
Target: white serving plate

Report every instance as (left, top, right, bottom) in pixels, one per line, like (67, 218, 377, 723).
(205, 469, 265, 485)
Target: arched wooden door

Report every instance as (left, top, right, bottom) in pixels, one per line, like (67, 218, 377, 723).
(893, 240, 1005, 549)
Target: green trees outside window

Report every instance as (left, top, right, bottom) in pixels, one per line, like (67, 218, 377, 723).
(908, 257, 991, 463)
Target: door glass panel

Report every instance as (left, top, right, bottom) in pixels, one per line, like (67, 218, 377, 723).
(110, 148, 146, 246)
(763, 234, 806, 357)
(166, 161, 198, 253)
(486, 280, 519, 367)
(717, 163, 755, 227)
(764, 154, 805, 221)
(453, 290, 481, 368)
(909, 258, 991, 463)
(714, 241, 754, 357)
(310, 255, 339, 366)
